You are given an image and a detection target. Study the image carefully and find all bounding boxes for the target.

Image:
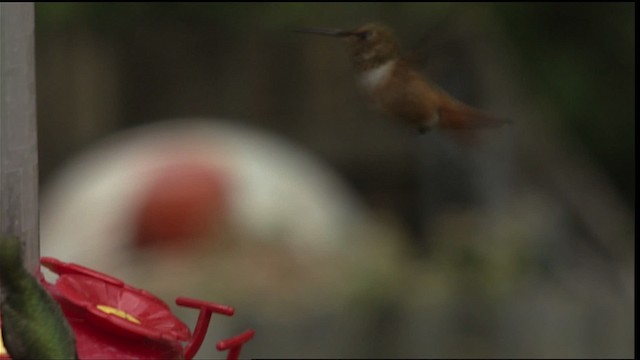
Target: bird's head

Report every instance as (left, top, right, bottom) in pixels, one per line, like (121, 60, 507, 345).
(295, 22, 401, 71)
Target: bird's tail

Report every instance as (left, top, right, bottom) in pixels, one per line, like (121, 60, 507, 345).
(438, 101, 512, 130)
(430, 95, 512, 146)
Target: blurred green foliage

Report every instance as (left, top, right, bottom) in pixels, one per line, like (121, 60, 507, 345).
(35, 2, 635, 203)
(493, 3, 635, 202)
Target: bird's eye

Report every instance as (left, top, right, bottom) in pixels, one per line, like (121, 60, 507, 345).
(358, 31, 373, 41)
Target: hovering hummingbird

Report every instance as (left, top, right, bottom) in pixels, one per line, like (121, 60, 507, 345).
(295, 23, 511, 134)
(0, 236, 78, 360)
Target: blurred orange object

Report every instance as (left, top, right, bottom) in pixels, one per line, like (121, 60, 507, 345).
(134, 160, 228, 249)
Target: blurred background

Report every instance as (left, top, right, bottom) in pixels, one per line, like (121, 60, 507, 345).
(35, 3, 634, 358)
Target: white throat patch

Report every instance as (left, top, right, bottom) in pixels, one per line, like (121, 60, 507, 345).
(358, 60, 396, 93)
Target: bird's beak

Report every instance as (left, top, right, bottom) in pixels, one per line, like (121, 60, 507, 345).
(293, 27, 353, 37)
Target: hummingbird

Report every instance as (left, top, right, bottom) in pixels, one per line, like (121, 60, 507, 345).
(295, 23, 511, 134)
(0, 236, 78, 360)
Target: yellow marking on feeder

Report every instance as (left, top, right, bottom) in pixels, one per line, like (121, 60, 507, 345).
(96, 305, 141, 324)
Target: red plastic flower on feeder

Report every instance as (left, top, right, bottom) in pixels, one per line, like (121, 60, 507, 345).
(36, 257, 254, 360)
(55, 274, 191, 342)
(40, 257, 191, 359)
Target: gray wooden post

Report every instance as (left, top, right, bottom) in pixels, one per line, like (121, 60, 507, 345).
(0, 3, 38, 274)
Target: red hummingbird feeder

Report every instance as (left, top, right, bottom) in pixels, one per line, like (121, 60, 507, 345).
(0, 257, 255, 360)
